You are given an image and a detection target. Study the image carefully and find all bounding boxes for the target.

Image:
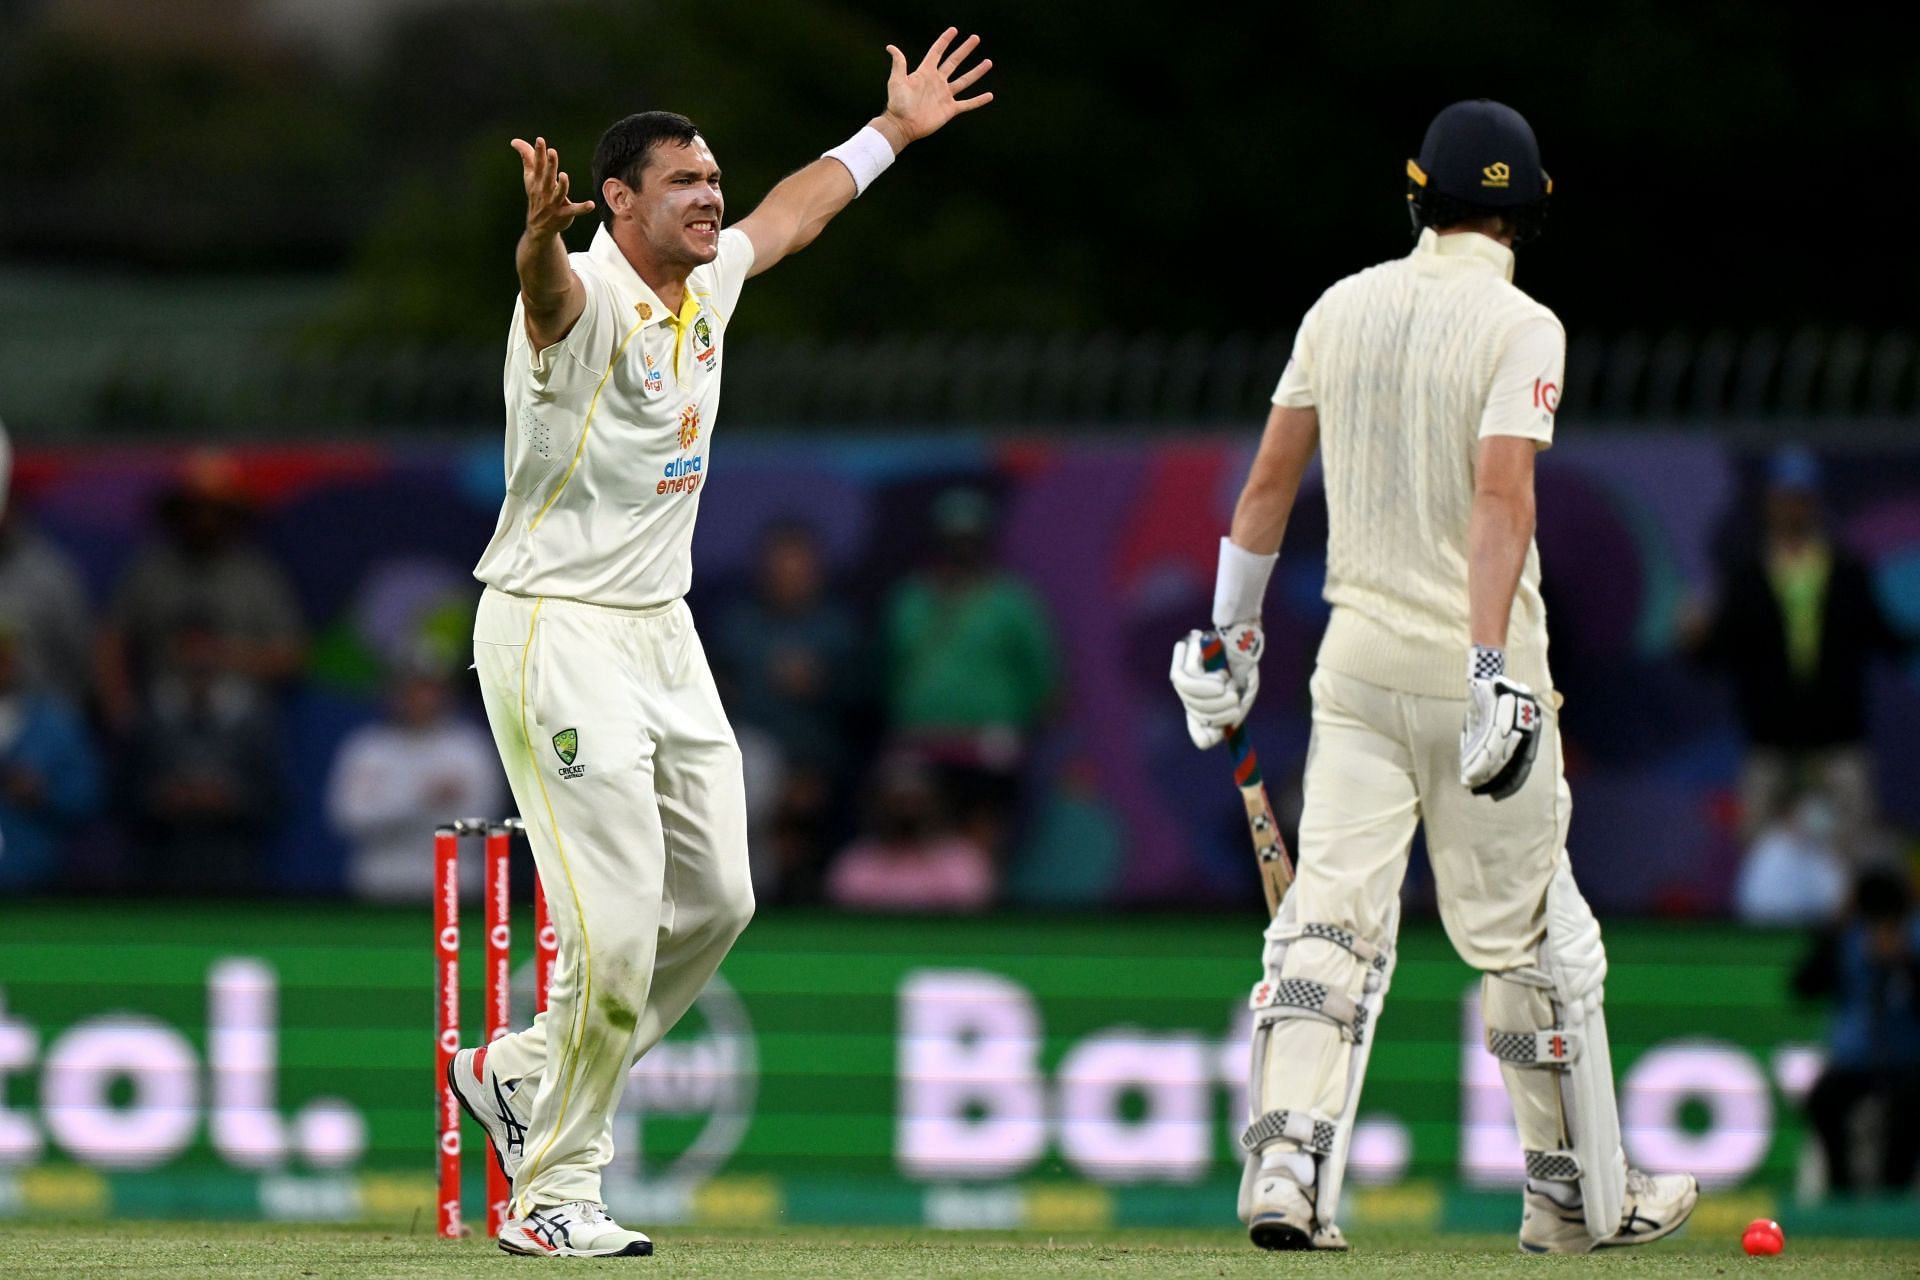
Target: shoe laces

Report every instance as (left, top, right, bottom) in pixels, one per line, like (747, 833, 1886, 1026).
(556, 1200, 611, 1225)
(1624, 1169, 1657, 1195)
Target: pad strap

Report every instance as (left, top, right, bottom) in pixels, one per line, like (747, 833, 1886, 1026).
(1240, 1108, 1339, 1156)
(1486, 1027, 1581, 1065)
(1272, 921, 1392, 972)
(1250, 977, 1370, 1044)
(1525, 1148, 1583, 1182)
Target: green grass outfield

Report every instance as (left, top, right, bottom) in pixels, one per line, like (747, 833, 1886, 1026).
(8, 1223, 1919, 1279)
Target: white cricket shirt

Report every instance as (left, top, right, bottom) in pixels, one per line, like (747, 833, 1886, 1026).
(1274, 228, 1565, 697)
(474, 224, 756, 608)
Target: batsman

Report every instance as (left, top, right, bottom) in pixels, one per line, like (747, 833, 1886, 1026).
(1169, 101, 1700, 1254)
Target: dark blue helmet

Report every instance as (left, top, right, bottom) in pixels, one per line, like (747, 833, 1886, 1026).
(1407, 99, 1552, 241)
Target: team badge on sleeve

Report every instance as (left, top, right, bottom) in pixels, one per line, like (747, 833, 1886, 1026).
(693, 315, 717, 370)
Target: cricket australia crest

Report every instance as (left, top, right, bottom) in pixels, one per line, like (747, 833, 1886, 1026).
(553, 728, 584, 778)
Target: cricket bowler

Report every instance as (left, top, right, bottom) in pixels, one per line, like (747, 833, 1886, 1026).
(1169, 100, 1701, 1254)
(447, 29, 992, 1257)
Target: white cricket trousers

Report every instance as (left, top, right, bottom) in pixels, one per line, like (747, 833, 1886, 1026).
(472, 586, 754, 1213)
(1264, 666, 1571, 1142)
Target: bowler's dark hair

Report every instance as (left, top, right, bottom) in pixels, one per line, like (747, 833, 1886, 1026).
(591, 111, 700, 224)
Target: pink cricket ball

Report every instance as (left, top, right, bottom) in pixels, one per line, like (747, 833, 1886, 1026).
(1742, 1218, 1784, 1256)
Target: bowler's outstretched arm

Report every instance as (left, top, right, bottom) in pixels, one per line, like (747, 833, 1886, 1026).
(508, 136, 596, 353)
(738, 27, 992, 277)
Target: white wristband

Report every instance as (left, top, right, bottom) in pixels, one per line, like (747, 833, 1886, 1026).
(1212, 536, 1277, 628)
(822, 125, 896, 197)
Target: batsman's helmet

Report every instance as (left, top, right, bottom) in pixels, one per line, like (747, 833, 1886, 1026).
(1406, 99, 1551, 242)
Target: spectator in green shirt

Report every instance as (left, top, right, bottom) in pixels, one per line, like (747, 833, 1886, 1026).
(884, 487, 1059, 858)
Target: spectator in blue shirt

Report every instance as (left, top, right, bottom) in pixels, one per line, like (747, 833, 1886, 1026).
(1795, 865, 1920, 1193)
(715, 519, 864, 902)
(0, 619, 101, 889)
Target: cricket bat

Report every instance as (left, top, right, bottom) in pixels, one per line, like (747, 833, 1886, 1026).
(1200, 631, 1295, 917)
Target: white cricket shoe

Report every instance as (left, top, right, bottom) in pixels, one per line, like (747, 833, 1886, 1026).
(1600, 1170, 1701, 1249)
(448, 1045, 528, 1187)
(1309, 1222, 1350, 1251)
(498, 1201, 653, 1258)
(1519, 1169, 1700, 1255)
(1248, 1171, 1347, 1251)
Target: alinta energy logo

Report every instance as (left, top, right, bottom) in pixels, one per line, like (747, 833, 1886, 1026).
(660, 405, 704, 497)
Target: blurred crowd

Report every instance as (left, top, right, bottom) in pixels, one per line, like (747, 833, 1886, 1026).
(0, 444, 1915, 929)
(1668, 446, 1919, 1198)
(1683, 448, 1917, 928)
(0, 456, 1059, 912)
(718, 486, 1058, 911)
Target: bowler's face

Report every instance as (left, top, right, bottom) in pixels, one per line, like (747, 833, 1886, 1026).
(630, 137, 724, 268)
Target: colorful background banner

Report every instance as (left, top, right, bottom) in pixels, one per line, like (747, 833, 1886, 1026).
(2, 904, 1900, 1233)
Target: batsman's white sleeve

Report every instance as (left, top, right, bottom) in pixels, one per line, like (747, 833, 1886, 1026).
(1478, 315, 1564, 446)
(1271, 303, 1321, 409)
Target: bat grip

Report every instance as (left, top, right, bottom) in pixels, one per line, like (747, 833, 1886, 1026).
(1198, 630, 1260, 783)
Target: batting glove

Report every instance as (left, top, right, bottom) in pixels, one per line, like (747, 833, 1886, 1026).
(1169, 622, 1264, 750)
(1459, 645, 1544, 801)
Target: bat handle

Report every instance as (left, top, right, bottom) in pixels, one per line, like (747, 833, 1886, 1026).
(1200, 631, 1294, 914)
(1198, 630, 1259, 783)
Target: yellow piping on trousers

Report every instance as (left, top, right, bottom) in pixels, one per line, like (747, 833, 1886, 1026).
(510, 597, 594, 1213)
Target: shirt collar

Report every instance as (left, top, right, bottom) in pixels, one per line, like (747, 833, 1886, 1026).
(588, 225, 690, 327)
(1412, 226, 1515, 282)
